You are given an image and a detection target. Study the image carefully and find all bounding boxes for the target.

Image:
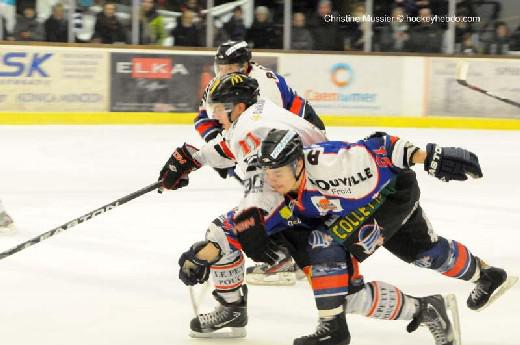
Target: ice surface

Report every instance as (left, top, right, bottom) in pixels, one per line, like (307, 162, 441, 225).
(0, 125, 518, 345)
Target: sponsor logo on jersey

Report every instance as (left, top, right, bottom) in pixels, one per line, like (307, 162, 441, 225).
(311, 197, 344, 214)
(278, 204, 302, 226)
(308, 167, 374, 191)
(356, 220, 384, 255)
(325, 180, 396, 244)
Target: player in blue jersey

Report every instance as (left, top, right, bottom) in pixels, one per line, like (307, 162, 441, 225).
(160, 74, 463, 345)
(246, 129, 517, 344)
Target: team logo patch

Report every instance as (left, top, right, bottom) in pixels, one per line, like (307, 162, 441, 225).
(414, 256, 433, 268)
(356, 220, 384, 255)
(309, 230, 334, 249)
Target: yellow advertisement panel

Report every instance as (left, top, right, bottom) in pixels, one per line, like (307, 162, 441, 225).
(0, 45, 108, 112)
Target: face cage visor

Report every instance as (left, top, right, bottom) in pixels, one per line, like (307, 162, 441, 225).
(206, 101, 235, 121)
(213, 61, 247, 77)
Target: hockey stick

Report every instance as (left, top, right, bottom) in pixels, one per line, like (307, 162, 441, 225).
(0, 181, 160, 260)
(189, 281, 211, 316)
(456, 61, 520, 108)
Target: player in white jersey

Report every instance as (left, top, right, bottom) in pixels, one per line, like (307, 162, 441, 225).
(0, 199, 14, 229)
(194, 41, 323, 285)
(158, 74, 462, 345)
(159, 72, 326, 338)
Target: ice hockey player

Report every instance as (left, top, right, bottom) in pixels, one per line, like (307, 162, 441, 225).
(194, 40, 324, 144)
(158, 73, 462, 345)
(194, 40, 323, 285)
(0, 199, 14, 229)
(251, 128, 518, 343)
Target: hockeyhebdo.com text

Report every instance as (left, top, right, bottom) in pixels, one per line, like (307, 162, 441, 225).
(324, 14, 481, 24)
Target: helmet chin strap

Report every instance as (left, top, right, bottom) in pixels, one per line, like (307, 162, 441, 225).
(290, 160, 304, 181)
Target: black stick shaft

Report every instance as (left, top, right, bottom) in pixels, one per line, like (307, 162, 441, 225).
(458, 80, 520, 108)
(0, 181, 160, 260)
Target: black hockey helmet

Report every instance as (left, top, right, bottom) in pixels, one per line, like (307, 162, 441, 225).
(206, 72, 259, 121)
(215, 40, 252, 65)
(259, 129, 304, 169)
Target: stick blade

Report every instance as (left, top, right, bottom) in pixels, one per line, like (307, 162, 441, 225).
(456, 61, 469, 85)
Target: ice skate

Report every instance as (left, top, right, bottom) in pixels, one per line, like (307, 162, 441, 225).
(189, 285, 247, 338)
(468, 262, 518, 311)
(246, 249, 297, 286)
(407, 294, 461, 345)
(293, 313, 350, 345)
(0, 211, 14, 230)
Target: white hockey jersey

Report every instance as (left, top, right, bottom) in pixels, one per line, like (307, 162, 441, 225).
(193, 98, 327, 213)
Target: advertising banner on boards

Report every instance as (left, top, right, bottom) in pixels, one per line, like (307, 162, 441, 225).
(110, 52, 277, 112)
(279, 54, 407, 115)
(0, 46, 108, 112)
(427, 58, 520, 118)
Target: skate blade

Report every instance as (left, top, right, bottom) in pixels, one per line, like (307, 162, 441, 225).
(189, 327, 246, 338)
(444, 294, 462, 345)
(246, 272, 296, 286)
(265, 257, 293, 275)
(0, 223, 16, 232)
(475, 275, 519, 312)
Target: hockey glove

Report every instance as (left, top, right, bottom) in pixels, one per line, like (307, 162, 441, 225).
(159, 144, 202, 191)
(424, 143, 483, 182)
(178, 241, 220, 286)
(233, 208, 281, 265)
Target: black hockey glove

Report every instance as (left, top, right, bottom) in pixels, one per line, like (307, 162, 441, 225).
(178, 241, 220, 286)
(233, 208, 281, 265)
(424, 143, 483, 182)
(159, 143, 201, 191)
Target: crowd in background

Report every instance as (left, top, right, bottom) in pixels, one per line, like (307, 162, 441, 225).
(1, 0, 520, 54)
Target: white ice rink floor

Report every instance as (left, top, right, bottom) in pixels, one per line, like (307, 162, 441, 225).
(0, 125, 519, 345)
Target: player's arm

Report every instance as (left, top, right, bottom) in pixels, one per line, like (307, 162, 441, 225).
(158, 137, 236, 191)
(194, 85, 224, 143)
(274, 72, 325, 130)
(366, 132, 483, 182)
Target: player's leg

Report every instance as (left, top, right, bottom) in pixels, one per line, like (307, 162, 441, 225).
(0, 199, 14, 229)
(347, 280, 460, 345)
(293, 229, 351, 345)
(179, 211, 248, 338)
(383, 205, 517, 311)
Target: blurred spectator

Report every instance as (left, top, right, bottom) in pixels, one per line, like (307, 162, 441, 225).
(223, 6, 246, 41)
(246, 6, 277, 49)
(140, 0, 166, 45)
(44, 3, 68, 42)
(92, 2, 127, 43)
(404, 7, 443, 53)
(308, 0, 343, 51)
(14, 5, 44, 41)
(510, 25, 520, 51)
(343, 2, 367, 50)
(457, 32, 479, 54)
(291, 12, 313, 50)
(172, 10, 201, 46)
(485, 21, 510, 55)
(455, 16, 473, 47)
(1, 16, 12, 40)
(378, 6, 409, 51)
(180, 0, 202, 23)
